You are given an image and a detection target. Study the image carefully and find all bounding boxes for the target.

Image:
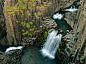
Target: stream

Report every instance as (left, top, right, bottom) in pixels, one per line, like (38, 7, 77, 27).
(20, 1, 80, 64)
(21, 46, 57, 64)
(20, 19, 72, 64)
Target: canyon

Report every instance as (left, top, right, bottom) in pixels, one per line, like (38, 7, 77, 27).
(0, 0, 86, 64)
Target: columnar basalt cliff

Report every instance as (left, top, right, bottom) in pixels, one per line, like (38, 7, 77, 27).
(0, 0, 86, 64)
(3, 0, 77, 45)
(62, 0, 86, 63)
(0, 0, 8, 46)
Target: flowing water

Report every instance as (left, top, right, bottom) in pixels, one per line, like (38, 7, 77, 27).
(53, 13, 63, 20)
(55, 19, 72, 35)
(40, 29, 62, 59)
(0, 2, 79, 64)
(5, 46, 23, 53)
(20, 6, 75, 64)
(64, 6, 78, 12)
(21, 46, 57, 64)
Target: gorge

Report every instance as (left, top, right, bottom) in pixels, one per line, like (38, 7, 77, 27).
(0, 0, 86, 64)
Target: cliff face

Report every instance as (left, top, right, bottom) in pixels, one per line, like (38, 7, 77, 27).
(3, 0, 58, 45)
(0, 0, 8, 46)
(0, 0, 86, 64)
(63, 0, 86, 63)
(64, 0, 86, 52)
(2, 0, 77, 45)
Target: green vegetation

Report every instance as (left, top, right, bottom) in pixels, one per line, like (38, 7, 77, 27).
(60, 41, 62, 47)
(22, 31, 28, 35)
(16, 19, 18, 23)
(30, 22, 33, 24)
(30, 28, 34, 31)
(34, 12, 37, 15)
(47, 3, 50, 6)
(58, 47, 60, 54)
(43, 31, 48, 39)
(40, 5, 44, 8)
(6, 0, 27, 15)
(22, 29, 25, 32)
(26, 23, 30, 28)
(28, 2, 33, 8)
(37, 12, 41, 15)
(5, 0, 45, 36)
(21, 22, 23, 25)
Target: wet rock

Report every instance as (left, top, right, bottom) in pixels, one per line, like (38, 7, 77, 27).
(0, 51, 5, 64)
(4, 49, 23, 64)
(67, 30, 69, 33)
(41, 17, 57, 29)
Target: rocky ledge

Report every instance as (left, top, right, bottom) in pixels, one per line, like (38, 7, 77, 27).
(0, 49, 23, 64)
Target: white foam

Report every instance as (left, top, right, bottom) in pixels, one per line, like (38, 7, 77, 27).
(40, 49, 55, 59)
(64, 7, 78, 12)
(40, 29, 62, 59)
(53, 13, 63, 20)
(5, 46, 23, 53)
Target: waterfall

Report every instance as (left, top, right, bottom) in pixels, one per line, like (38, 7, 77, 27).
(5, 46, 23, 53)
(40, 29, 62, 59)
(53, 13, 63, 20)
(64, 6, 78, 12)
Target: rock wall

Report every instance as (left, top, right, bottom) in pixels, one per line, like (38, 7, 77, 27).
(2, 0, 77, 46)
(0, 0, 8, 46)
(0, 49, 22, 64)
(63, 0, 86, 63)
(3, 0, 58, 45)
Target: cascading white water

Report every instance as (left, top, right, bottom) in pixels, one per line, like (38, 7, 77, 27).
(40, 29, 62, 59)
(53, 13, 63, 20)
(5, 46, 23, 53)
(64, 6, 78, 12)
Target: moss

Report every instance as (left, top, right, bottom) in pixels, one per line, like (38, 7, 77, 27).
(43, 31, 48, 39)
(26, 23, 30, 28)
(37, 6, 40, 8)
(40, 5, 44, 8)
(20, 10, 23, 13)
(6, 0, 27, 15)
(30, 22, 33, 24)
(80, 57, 84, 60)
(45, 27, 49, 31)
(43, 2, 46, 4)
(22, 31, 28, 35)
(37, 12, 41, 15)
(58, 47, 60, 54)
(48, 29, 55, 33)
(60, 41, 62, 47)
(47, 3, 50, 6)
(34, 12, 37, 15)
(21, 22, 24, 25)
(30, 0, 36, 1)
(6, 7, 10, 9)
(16, 20, 18, 23)
(5, 0, 38, 37)
(22, 29, 25, 32)
(27, 10, 29, 13)
(30, 28, 34, 31)
(34, 25, 35, 28)
(28, 2, 33, 8)
(21, 15, 22, 17)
